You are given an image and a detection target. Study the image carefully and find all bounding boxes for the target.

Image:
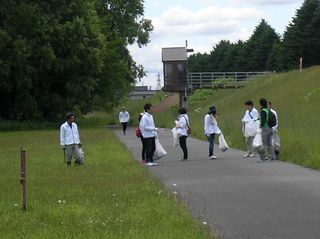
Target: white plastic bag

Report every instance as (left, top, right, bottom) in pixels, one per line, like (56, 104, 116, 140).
(219, 134, 229, 152)
(272, 133, 281, 149)
(244, 120, 260, 137)
(252, 132, 263, 149)
(154, 137, 167, 160)
(171, 127, 179, 148)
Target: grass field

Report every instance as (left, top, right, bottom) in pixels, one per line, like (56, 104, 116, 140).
(0, 128, 212, 239)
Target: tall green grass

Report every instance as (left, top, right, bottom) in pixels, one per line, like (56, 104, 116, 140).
(0, 92, 168, 131)
(0, 129, 212, 238)
(152, 66, 320, 169)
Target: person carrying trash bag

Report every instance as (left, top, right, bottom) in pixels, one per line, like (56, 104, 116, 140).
(175, 107, 189, 161)
(268, 101, 281, 160)
(204, 106, 221, 159)
(60, 112, 84, 166)
(257, 98, 276, 162)
(242, 100, 259, 158)
(139, 103, 159, 166)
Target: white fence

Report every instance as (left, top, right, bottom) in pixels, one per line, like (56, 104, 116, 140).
(188, 72, 271, 89)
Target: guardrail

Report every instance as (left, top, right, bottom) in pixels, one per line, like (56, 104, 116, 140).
(188, 72, 271, 89)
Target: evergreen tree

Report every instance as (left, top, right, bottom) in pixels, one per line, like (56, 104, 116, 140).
(282, 0, 320, 69)
(245, 19, 280, 71)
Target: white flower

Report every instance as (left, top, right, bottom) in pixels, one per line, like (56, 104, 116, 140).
(202, 221, 208, 225)
(112, 194, 116, 197)
(58, 200, 62, 204)
(14, 203, 18, 207)
(62, 200, 66, 204)
(173, 191, 177, 195)
(173, 183, 177, 187)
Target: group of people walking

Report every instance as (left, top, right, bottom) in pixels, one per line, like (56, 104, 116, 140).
(59, 98, 280, 166)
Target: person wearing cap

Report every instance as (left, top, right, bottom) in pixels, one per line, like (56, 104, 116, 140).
(119, 107, 130, 135)
(60, 112, 83, 166)
(204, 106, 221, 159)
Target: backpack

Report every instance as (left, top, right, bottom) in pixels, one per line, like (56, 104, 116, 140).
(135, 127, 142, 137)
(262, 109, 277, 128)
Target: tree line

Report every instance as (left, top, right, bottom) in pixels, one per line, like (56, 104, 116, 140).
(188, 0, 320, 73)
(0, 0, 153, 121)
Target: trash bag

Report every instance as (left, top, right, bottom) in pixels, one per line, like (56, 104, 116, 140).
(272, 133, 281, 151)
(219, 134, 229, 152)
(154, 137, 167, 160)
(244, 120, 260, 137)
(252, 131, 263, 150)
(171, 127, 179, 148)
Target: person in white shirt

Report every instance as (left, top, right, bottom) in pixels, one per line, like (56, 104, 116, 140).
(204, 106, 220, 159)
(139, 104, 158, 166)
(176, 107, 189, 161)
(60, 113, 83, 166)
(242, 100, 260, 157)
(268, 101, 280, 160)
(119, 107, 130, 135)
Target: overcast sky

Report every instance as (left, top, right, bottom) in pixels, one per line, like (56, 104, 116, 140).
(129, 0, 303, 89)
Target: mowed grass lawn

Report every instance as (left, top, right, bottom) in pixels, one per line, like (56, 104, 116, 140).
(0, 128, 212, 239)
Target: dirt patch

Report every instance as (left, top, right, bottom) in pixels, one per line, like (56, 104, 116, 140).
(152, 93, 179, 112)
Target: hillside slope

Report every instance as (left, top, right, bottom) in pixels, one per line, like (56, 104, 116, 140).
(153, 66, 320, 169)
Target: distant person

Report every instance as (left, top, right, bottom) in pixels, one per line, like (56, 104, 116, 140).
(176, 107, 189, 161)
(138, 113, 147, 163)
(139, 103, 158, 166)
(268, 101, 280, 160)
(60, 113, 83, 166)
(119, 107, 130, 135)
(242, 100, 259, 157)
(204, 106, 221, 159)
(258, 98, 276, 162)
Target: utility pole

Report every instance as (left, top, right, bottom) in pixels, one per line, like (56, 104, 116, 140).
(20, 148, 27, 211)
(156, 72, 161, 90)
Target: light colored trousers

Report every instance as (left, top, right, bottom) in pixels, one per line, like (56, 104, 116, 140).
(245, 136, 255, 154)
(65, 144, 83, 163)
(259, 127, 276, 160)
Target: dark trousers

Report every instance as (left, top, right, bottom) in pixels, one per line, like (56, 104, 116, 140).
(179, 136, 188, 159)
(144, 137, 156, 163)
(121, 122, 127, 134)
(140, 136, 146, 161)
(207, 133, 215, 157)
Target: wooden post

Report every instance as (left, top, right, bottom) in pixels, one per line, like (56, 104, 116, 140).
(20, 149, 27, 211)
(300, 57, 303, 72)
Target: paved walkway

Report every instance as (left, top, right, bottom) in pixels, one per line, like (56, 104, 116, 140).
(112, 127, 320, 239)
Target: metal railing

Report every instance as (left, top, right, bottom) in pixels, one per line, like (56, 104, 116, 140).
(188, 72, 271, 89)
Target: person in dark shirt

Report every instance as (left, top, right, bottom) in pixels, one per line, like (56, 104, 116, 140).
(258, 98, 276, 162)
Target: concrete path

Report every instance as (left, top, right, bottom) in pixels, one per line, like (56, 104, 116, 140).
(112, 127, 320, 239)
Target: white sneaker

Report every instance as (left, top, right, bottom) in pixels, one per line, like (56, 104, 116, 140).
(249, 154, 255, 158)
(243, 153, 250, 158)
(210, 155, 217, 159)
(146, 162, 158, 166)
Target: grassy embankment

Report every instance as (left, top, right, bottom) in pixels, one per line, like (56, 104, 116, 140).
(0, 128, 212, 239)
(142, 66, 320, 169)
